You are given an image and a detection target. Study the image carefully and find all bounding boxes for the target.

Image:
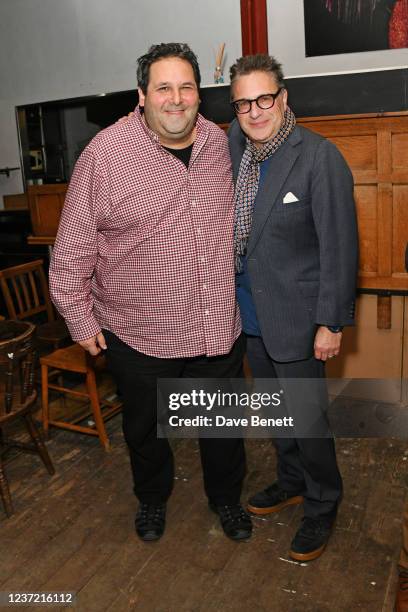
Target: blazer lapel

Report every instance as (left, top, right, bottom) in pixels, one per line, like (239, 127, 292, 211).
(247, 130, 302, 256)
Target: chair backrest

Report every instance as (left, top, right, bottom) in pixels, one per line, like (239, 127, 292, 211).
(27, 184, 67, 237)
(0, 259, 55, 323)
(0, 320, 36, 417)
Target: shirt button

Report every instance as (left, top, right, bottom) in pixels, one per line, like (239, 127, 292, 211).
(204, 309, 209, 315)
(197, 228, 201, 235)
(203, 284, 207, 290)
(191, 200, 197, 207)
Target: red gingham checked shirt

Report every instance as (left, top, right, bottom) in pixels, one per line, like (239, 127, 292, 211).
(49, 107, 241, 358)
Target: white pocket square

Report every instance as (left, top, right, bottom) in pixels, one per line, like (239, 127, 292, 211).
(283, 192, 299, 204)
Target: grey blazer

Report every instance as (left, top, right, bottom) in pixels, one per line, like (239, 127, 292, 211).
(229, 121, 359, 362)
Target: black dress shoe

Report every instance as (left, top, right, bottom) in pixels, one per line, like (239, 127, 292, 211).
(135, 503, 166, 541)
(247, 481, 304, 515)
(289, 516, 334, 561)
(209, 503, 253, 540)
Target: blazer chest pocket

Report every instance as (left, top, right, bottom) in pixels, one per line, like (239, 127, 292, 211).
(274, 196, 311, 214)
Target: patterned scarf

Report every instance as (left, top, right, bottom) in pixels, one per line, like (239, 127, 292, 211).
(234, 107, 296, 272)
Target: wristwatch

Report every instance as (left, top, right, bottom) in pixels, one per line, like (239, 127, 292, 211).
(327, 326, 343, 333)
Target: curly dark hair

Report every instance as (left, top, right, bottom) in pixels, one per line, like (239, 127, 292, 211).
(229, 54, 285, 89)
(137, 43, 201, 94)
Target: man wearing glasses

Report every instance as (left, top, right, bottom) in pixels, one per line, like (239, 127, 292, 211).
(228, 54, 358, 561)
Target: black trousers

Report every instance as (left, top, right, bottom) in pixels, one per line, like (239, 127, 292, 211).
(104, 330, 246, 506)
(246, 336, 343, 520)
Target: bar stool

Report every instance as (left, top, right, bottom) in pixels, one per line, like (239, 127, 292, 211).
(40, 344, 121, 450)
(0, 320, 55, 517)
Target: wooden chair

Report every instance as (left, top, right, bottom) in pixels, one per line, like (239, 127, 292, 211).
(0, 320, 55, 517)
(0, 261, 120, 449)
(0, 259, 70, 350)
(40, 344, 121, 450)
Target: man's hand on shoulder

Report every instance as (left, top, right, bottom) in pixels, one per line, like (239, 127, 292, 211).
(78, 332, 107, 356)
(314, 326, 342, 362)
(116, 111, 134, 124)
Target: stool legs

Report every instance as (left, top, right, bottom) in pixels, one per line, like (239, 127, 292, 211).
(0, 459, 13, 517)
(24, 414, 55, 475)
(40, 349, 115, 450)
(0, 417, 54, 518)
(41, 363, 49, 437)
(86, 369, 110, 451)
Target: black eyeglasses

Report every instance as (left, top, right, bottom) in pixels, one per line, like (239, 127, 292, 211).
(230, 89, 283, 114)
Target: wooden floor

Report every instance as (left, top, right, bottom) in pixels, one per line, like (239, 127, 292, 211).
(0, 395, 406, 612)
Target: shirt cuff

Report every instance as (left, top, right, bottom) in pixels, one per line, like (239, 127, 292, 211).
(65, 316, 102, 343)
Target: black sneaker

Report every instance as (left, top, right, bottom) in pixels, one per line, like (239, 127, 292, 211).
(209, 503, 253, 541)
(247, 482, 304, 515)
(135, 503, 166, 541)
(289, 516, 334, 561)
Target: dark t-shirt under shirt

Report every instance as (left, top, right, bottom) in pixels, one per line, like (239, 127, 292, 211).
(164, 143, 194, 168)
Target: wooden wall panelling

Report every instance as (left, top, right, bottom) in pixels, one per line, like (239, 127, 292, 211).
(377, 295, 392, 330)
(377, 182, 393, 278)
(376, 129, 392, 319)
(354, 185, 378, 279)
(393, 185, 408, 277)
(298, 114, 408, 293)
(3, 194, 28, 210)
(391, 131, 408, 288)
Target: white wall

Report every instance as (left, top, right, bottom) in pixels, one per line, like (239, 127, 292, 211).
(1, 0, 407, 208)
(267, 0, 408, 78)
(0, 0, 242, 206)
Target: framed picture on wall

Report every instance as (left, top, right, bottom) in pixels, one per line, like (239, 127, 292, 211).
(304, 0, 408, 56)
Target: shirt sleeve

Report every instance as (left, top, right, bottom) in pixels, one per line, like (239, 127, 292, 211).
(49, 142, 109, 341)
